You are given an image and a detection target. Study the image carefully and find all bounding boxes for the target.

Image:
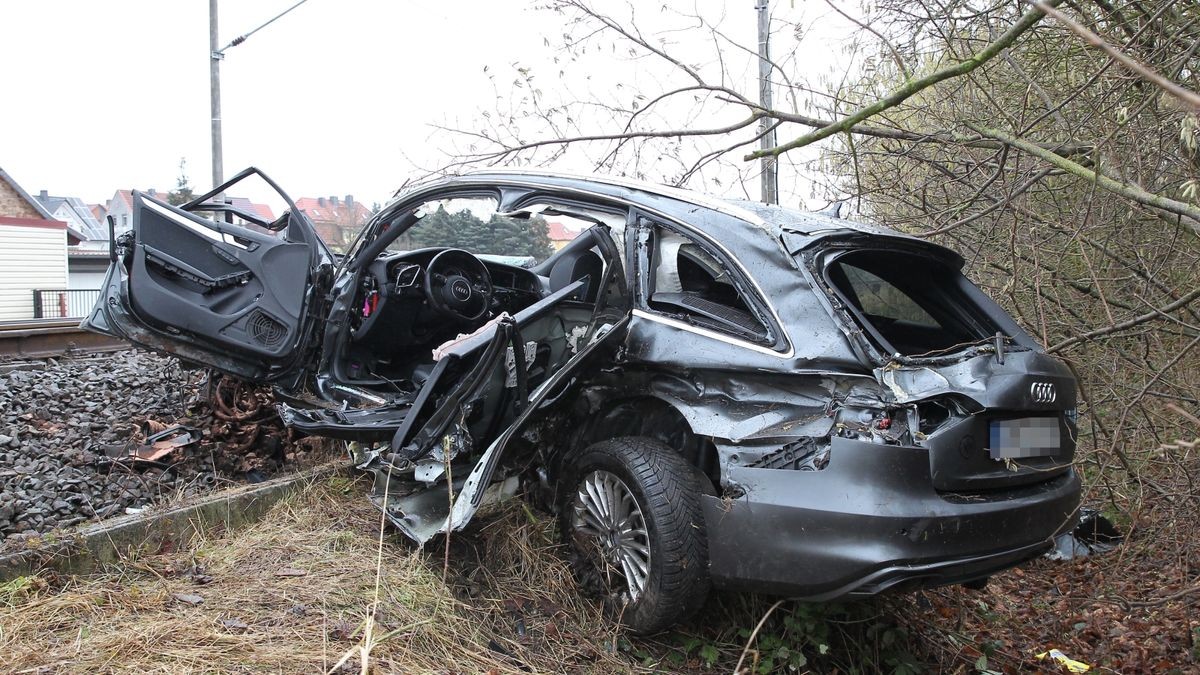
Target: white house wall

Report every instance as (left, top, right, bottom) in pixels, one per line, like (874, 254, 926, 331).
(68, 269, 107, 292)
(51, 203, 86, 232)
(0, 223, 68, 320)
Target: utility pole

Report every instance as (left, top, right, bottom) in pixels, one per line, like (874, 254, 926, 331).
(209, 0, 224, 194)
(209, 0, 311, 195)
(756, 0, 778, 205)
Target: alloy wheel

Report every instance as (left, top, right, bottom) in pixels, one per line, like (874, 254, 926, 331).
(571, 469, 652, 601)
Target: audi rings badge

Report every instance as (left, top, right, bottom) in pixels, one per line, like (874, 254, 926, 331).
(1030, 381, 1057, 404)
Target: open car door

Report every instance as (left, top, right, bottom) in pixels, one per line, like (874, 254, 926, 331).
(82, 168, 332, 383)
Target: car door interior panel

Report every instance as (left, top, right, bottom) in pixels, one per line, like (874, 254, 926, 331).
(128, 192, 311, 359)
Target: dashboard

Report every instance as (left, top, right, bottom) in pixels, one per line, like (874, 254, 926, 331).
(350, 248, 546, 348)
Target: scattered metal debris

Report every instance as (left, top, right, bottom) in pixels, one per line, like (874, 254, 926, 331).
(104, 424, 201, 464)
(1047, 508, 1122, 560)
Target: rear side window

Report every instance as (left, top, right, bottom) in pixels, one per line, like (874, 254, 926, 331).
(645, 225, 770, 343)
(826, 250, 998, 356)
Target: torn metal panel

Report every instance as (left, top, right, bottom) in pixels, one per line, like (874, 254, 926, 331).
(444, 316, 629, 541)
(1046, 508, 1121, 560)
(876, 349, 1077, 410)
(583, 368, 879, 443)
(505, 340, 538, 388)
(276, 402, 411, 442)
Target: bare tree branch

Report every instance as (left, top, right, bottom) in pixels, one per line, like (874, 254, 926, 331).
(1047, 288, 1200, 353)
(745, 0, 1065, 160)
(1034, 0, 1200, 111)
(761, 108, 1092, 156)
(967, 123, 1200, 236)
(433, 115, 763, 168)
(822, 0, 911, 78)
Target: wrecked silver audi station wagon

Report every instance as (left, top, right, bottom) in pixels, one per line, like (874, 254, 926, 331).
(84, 168, 1081, 633)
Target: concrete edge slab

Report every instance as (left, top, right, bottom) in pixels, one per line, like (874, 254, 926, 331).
(0, 461, 351, 581)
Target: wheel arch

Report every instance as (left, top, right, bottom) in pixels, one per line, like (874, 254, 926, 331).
(562, 393, 720, 490)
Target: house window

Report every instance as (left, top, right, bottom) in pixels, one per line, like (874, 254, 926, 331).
(644, 223, 770, 343)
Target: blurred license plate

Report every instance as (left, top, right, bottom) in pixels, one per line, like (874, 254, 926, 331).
(988, 417, 1059, 460)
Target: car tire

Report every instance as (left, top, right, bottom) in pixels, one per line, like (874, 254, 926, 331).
(558, 436, 711, 634)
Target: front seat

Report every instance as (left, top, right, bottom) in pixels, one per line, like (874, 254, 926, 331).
(548, 232, 604, 303)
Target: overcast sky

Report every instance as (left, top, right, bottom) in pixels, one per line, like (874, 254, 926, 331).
(2, 1, 855, 210)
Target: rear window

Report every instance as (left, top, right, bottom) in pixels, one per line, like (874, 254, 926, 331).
(825, 250, 999, 356)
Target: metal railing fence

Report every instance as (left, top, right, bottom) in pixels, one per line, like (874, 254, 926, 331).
(32, 289, 101, 319)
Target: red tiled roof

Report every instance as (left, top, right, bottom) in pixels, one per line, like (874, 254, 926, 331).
(112, 189, 133, 209)
(546, 220, 582, 242)
(111, 189, 170, 209)
(294, 197, 372, 225)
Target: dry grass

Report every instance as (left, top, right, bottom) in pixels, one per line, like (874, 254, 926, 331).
(8, 460, 1192, 673)
(0, 475, 639, 674)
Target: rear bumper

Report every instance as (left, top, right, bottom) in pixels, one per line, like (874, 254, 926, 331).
(703, 437, 1080, 599)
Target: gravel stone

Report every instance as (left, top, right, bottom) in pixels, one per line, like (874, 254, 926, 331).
(0, 350, 336, 544)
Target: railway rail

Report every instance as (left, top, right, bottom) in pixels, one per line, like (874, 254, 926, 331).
(0, 319, 128, 361)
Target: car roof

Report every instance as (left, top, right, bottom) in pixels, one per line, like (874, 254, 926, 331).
(389, 169, 953, 259)
(384, 169, 964, 271)
(379, 170, 968, 366)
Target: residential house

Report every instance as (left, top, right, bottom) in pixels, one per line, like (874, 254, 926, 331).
(107, 189, 275, 233)
(547, 220, 583, 251)
(105, 188, 166, 239)
(0, 167, 84, 320)
(228, 197, 275, 226)
(294, 195, 372, 251)
(88, 202, 107, 225)
(36, 191, 108, 242)
(35, 190, 115, 298)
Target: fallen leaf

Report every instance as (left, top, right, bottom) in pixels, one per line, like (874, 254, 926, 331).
(173, 593, 204, 605)
(275, 567, 307, 577)
(220, 618, 249, 632)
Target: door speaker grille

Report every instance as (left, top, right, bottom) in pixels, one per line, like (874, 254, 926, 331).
(248, 311, 286, 347)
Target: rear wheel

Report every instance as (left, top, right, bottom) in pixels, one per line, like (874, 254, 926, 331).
(559, 437, 710, 634)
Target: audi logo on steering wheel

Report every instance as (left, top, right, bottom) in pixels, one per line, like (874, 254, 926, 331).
(1030, 381, 1057, 404)
(451, 279, 472, 300)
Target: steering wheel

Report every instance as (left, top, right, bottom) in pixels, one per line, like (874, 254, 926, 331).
(423, 249, 494, 322)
